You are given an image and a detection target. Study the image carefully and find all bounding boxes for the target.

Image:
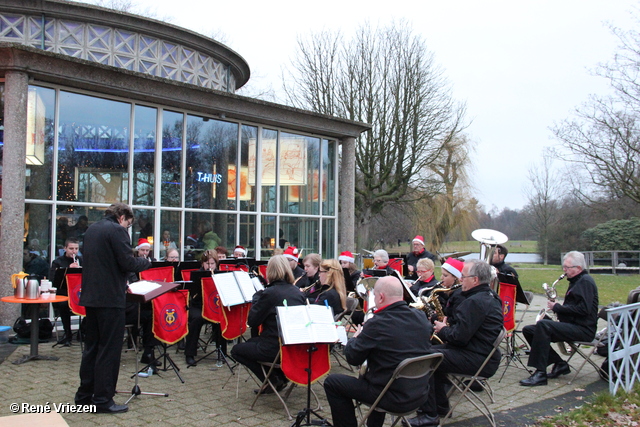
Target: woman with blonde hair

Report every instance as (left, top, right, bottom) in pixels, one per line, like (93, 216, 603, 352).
(231, 255, 306, 392)
(309, 259, 347, 316)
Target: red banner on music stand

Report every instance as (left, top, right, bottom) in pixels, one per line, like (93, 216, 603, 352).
(220, 303, 250, 340)
(140, 266, 174, 282)
(66, 273, 86, 316)
(201, 276, 223, 323)
(281, 344, 331, 385)
(499, 282, 516, 332)
(152, 289, 189, 345)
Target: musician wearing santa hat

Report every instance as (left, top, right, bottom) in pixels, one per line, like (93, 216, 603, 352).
(283, 246, 309, 289)
(135, 238, 156, 261)
(405, 235, 437, 280)
(338, 250, 360, 293)
(233, 245, 247, 258)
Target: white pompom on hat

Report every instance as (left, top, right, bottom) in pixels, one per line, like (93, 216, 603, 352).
(283, 246, 300, 261)
(338, 251, 355, 263)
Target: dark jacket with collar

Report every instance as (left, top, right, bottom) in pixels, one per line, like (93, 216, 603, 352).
(492, 260, 518, 278)
(438, 283, 503, 362)
(410, 275, 439, 297)
(552, 270, 598, 334)
(79, 215, 151, 309)
(247, 279, 306, 349)
(344, 300, 432, 406)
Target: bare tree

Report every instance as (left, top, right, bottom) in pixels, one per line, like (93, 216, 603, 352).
(552, 19, 640, 205)
(523, 154, 563, 264)
(284, 22, 467, 248)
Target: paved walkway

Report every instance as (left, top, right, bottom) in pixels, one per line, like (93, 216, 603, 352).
(0, 294, 608, 426)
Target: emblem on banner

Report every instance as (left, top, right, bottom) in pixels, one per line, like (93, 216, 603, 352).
(165, 308, 176, 325)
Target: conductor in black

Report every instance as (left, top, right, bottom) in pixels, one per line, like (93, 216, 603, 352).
(74, 203, 151, 413)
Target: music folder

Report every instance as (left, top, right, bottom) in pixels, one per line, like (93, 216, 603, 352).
(277, 304, 338, 345)
(127, 280, 181, 303)
(214, 271, 258, 307)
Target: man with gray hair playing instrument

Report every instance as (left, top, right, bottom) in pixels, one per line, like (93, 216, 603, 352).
(324, 276, 433, 427)
(409, 259, 503, 427)
(520, 250, 599, 386)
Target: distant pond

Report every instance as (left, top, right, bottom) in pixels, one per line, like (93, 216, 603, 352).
(450, 253, 542, 263)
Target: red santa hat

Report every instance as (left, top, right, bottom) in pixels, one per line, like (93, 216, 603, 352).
(283, 246, 300, 261)
(412, 235, 425, 246)
(234, 245, 247, 256)
(442, 257, 464, 279)
(338, 251, 355, 264)
(136, 238, 151, 250)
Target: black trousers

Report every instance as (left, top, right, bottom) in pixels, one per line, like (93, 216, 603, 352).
(419, 346, 500, 417)
(185, 306, 227, 357)
(230, 337, 281, 383)
(324, 374, 392, 427)
(523, 319, 593, 372)
(75, 306, 125, 408)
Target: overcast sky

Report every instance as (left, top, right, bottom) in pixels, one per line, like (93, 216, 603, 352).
(101, 0, 638, 211)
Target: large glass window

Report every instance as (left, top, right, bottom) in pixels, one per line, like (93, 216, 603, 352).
(132, 208, 154, 248)
(58, 91, 130, 204)
(55, 205, 95, 256)
(261, 215, 276, 258)
(161, 110, 183, 207)
(280, 133, 320, 215)
(260, 129, 278, 213)
(132, 105, 157, 206)
(280, 215, 318, 255)
(323, 139, 336, 216)
(185, 115, 238, 211)
(160, 210, 181, 261)
(322, 218, 335, 259)
(25, 203, 52, 266)
(239, 214, 256, 257)
(240, 125, 257, 212)
(26, 86, 55, 201)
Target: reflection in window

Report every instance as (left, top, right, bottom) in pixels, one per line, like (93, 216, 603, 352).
(26, 86, 55, 201)
(280, 133, 320, 215)
(261, 215, 276, 258)
(240, 125, 257, 211)
(260, 129, 278, 213)
(58, 91, 130, 204)
(161, 110, 183, 207)
(160, 210, 181, 260)
(25, 203, 52, 264)
(323, 139, 336, 216)
(185, 115, 238, 211)
(280, 215, 318, 255)
(55, 206, 93, 256)
(133, 105, 157, 206)
(322, 218, 335, 259)
(239, 214, 255, 256)
(132, 208, 154, 246)
(184, 211, 224, 260)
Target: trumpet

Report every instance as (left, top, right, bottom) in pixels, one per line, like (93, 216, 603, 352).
(535, 273, 566, 322)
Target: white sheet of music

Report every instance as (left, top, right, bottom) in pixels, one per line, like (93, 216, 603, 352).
(128, 280, 161, 295)
(214, 273, 245, 307)
(252, 277, 265, 292)
(277, 305, 338, 345)
(233, 271, 256, 301)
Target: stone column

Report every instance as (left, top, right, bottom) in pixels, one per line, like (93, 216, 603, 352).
(0, 71, 29, 326)
(339, 136, 356, 252)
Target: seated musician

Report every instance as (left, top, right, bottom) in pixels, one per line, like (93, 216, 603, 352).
(307, 259, 347, 317)
(231, 255, 306, 393)
(409, 259, 503, 427)
(405, 235, 437, 280)
(302, 253, 321, 291)
(491, 244, 518, 278)
(409, 258, 437, 297)
(185, 250, 227, 367)
(324, 276, 433, 427)
(284, 246, 309, 289)
(433, 258, 465, 321)
(50, 237, 82, 346)
(520, 251, 598, 386)
(338, 250, 360, 293)
(368, 249, 395, 275)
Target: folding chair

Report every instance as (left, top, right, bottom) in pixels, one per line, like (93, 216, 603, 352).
(331, 298, 359, 371)
(355, 353, 443, 427)
(443, 327, 507, 427)
(250, 351, 298, 420)
(565, 328, 607, 385)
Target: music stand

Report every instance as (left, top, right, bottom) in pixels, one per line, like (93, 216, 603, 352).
(125, 281, 184, 393)
(50, 267, 83, 347)
(277, 305, 337, 427)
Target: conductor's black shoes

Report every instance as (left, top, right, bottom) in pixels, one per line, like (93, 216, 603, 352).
(96, 404, 128, 414)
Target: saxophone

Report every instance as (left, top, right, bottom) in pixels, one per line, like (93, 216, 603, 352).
(411, 283, 461, 344)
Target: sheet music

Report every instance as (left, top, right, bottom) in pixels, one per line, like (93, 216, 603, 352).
(233, 271, 256, 301)
(277, 305, 338, 345)
(213, 273, 245, 306)
(252, 277, 264, 292)
(128, 280, 161, 295)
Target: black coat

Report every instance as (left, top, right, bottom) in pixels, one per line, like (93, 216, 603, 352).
(552, 270, 599, 334)
(292, 265, 309, 289)
(410, 275, 438, 297)
(311, 286, 344, 317)
(79, 215, 151, 309)
(247, 279, 306, 352)
(344, 301, 432, 406)
(50, 254, 83, 295)
(438, 284, 503, 375)
(493, 260, 518, 278)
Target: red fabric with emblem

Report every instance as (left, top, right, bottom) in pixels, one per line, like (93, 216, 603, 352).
(66, 273, 86, 316)
(152, 289, 189, 345)
(140, 266, 174, 282)
(220, 302, 251, 340)
(201, 276, 223, 323)
(281, 343, 331, 385)
(499, 282, 517, 332)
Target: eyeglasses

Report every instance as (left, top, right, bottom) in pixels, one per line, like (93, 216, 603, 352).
(319, 270, 329, 274)
(416, 270, 429, 274)
(460, 275, 477, 280)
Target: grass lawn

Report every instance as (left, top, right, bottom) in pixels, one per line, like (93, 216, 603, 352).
(514, 263, 640, 306)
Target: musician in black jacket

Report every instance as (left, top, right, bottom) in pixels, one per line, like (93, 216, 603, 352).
(74, 203, 151, 414)
(409, 258, 438, 297)
(231, 255, 306, 392)
(324, 276, 433, 427)
(409, 259, 503, 427)
(284, 246, 309, 289)
(405, 235, 437, 280)
(50, 237, 82, 345)
(520, 251, 598, 386)
(491, 244, 518, 278)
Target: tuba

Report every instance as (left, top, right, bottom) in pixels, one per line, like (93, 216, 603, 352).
(471, 229, 508, 292)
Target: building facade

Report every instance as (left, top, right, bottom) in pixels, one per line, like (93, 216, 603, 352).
(0, 0, 367, 324)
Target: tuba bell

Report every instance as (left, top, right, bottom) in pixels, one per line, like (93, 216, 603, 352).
(471, 229, 508, 292)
